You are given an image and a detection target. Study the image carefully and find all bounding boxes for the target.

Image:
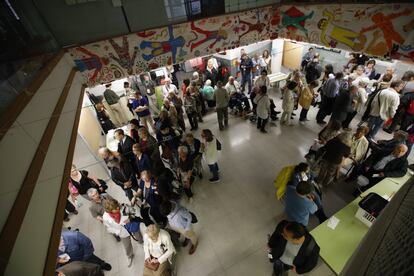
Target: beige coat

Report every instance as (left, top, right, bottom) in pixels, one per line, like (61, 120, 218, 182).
(299, 85, 314, 109)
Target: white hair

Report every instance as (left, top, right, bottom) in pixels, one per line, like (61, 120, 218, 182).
(87, 188, 98, 198)
(205, 79, 212, 86)
(178, 145, 188, 154)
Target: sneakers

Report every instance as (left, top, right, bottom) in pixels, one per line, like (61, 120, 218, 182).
(260, 129, 267, 133)
(209, 177, 220, 183)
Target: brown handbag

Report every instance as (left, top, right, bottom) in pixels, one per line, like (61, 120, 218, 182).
(144, 258, 160, 271)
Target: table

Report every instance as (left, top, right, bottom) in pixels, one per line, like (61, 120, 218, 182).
(311, 172, 412, 275)
(106, 125, 129, 152)
(268, 72, 288, 88)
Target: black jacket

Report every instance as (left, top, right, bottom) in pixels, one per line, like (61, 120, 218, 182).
(117, 135, 136, 161)
(332, 89, 352, 122)
(268, 220, 320, 274)
(364, 151, 408, 178)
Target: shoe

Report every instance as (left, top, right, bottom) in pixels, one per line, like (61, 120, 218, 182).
(299, 121, 305, 125)
(198, 173, 203, 179)
(209, 177, 220, 183)
(102, 263, 112, 271)
(189, 243, 198, 255)
(73, 210, 78, 215)
(63, 217, 70, 222)
(290, 117, 294, 120)
(128, 254, 134, 267)
(275, 111, 281, 115)
(182, 238, 189, 247)
(292, 113, 296, 116)
(260, 129, 267, 133)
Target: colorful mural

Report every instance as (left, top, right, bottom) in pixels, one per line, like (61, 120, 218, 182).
(67, 4, 414, 86)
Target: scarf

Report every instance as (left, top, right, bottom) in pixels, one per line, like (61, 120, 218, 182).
(108, 211, 121, 224)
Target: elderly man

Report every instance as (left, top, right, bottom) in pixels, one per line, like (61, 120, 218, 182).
(177, 145, 195, 201)
(366, 80, 404, 140)
(343, 126, 370, 167)
(162, 77, 178, 97)
(347, 144, 409, 195)
(132, 92, 155, 131)
(370, 129, 408, 155)
(58, 230, 111, 271)
(87, 188, 120, 242)
(214, 81, 230, 130)
(103, 83, 128, 126)
(225, 76, 251, 116)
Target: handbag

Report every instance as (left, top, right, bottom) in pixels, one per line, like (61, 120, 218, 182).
(68, 180, 79, 196)
(144, 258, 160, 271)
(216, 139, 222, 151)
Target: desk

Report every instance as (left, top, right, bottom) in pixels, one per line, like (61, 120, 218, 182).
(311, 173, 412, 275)
(106, 125, 129, 152)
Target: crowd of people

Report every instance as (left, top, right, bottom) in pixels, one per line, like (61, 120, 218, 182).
(60, 47, 414, 276)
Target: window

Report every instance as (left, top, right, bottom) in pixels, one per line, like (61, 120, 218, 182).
(164, 0, 187, 22)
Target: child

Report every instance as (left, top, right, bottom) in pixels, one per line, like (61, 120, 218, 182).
(281, 81, 298, 126)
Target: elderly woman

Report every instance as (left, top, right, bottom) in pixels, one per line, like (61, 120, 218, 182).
(183, 92, 199, 131)
(342, 126, 369, 167)
(103, 198, 143, 267)
(201, 79, 215, 108)
(161, 99, 179, 128)
(316, 132, 352, 187)
(177, 145, 195, 200)
(134, 170, 165, 225)
(253, 86, 271, 133)
(166, 92, 185, 131)
(187, 81, 204, 121)
(143, 224, 175, 276)
(70, 164, 107, 198)
(201, 129, 220, 182)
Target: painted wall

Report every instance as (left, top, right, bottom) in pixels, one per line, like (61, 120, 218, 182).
(67, 3, 414, 86)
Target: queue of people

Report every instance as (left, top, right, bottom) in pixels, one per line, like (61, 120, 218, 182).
(63, 47, 414, 276)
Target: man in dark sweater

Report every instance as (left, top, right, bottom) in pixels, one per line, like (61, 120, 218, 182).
(239, 53, 253, 94)
(267, 220, 320, 276)
(346, 144, 408, 195)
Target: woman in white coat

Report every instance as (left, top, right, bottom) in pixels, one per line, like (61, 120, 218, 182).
(143, 224, 175, 276)
(281, 81, 298, 126)
(201, 129, 220, 183)
(102, 198, 143, 267)
(253, 86, 271, 133)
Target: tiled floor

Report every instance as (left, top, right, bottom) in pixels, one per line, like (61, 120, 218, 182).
(64, 86, 403, 276)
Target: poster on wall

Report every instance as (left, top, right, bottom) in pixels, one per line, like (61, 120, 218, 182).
(67, 3, 414, 87)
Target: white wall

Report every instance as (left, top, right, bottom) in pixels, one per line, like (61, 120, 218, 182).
(271, 39, 284, 73)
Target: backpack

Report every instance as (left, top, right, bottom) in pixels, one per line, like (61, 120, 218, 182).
(274, 165, 295, 199)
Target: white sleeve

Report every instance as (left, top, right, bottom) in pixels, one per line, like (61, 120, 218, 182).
(157, 231, 175, 264)
(143, 234, 150, 260)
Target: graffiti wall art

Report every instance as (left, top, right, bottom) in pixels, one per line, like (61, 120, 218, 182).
(67, 3, 414, 86)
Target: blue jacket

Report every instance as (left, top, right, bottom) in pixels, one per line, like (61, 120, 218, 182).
(59, 230, 94, 261)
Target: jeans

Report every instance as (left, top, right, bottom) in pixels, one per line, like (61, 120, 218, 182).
(257, 117, 268, 131)
(367, 116, 384, 140)
(241, 73, 252, 94)
(216, 107, 228, 129)
(208, 163, 219, 180)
